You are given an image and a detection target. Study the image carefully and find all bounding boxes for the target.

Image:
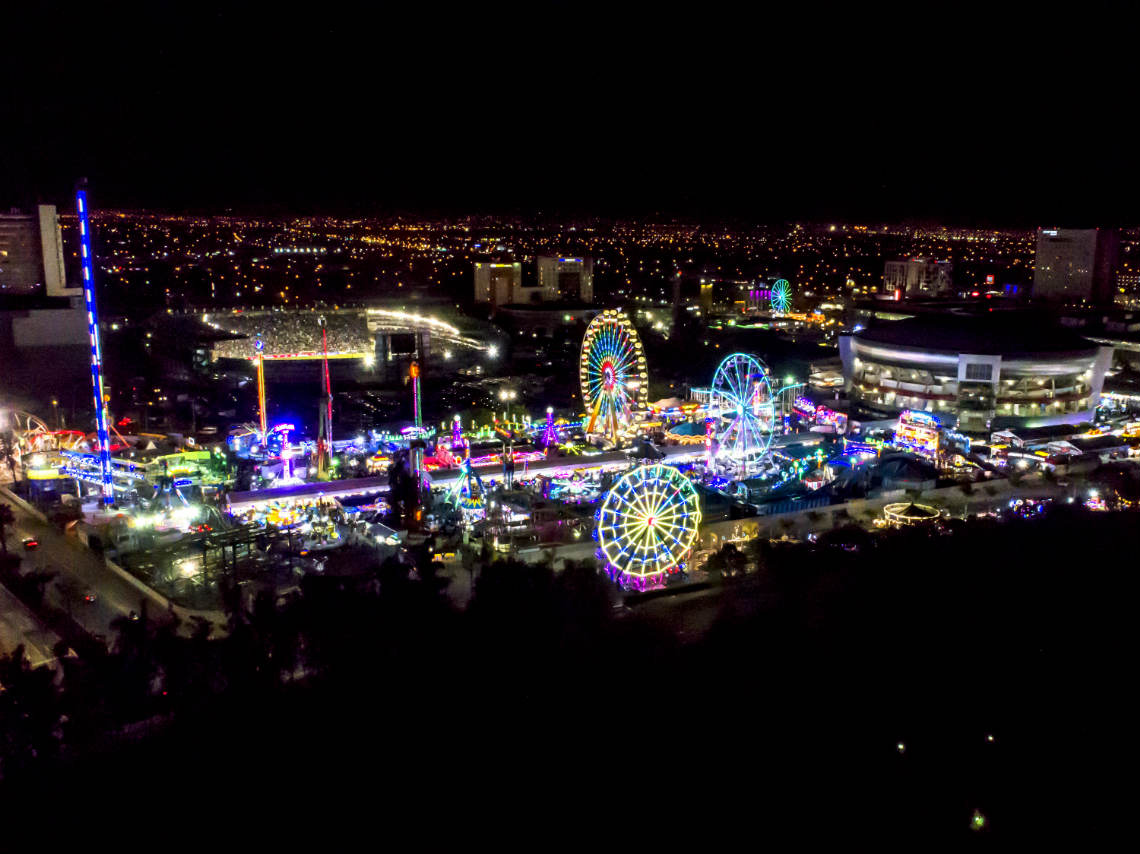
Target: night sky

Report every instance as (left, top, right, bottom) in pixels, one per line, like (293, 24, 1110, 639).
(2, 3, 1136, 225)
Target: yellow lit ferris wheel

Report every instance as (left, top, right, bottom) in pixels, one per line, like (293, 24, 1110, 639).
(579, 309, 648, 442)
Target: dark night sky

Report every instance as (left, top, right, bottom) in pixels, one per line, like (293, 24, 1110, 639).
(2, 3, 1137, 225)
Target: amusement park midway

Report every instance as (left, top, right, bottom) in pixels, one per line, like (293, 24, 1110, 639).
(6, 281, 1139, 620)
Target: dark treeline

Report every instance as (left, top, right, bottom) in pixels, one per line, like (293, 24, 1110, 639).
(1, 507, 1132, 839)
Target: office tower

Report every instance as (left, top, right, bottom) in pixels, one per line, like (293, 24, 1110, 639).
(473, 261, 522, 307)
(882, 258, 953, 299)
(536, 256, 593, 302)
(1033, 227, 1120, 304)
(0, 205, 70, 295)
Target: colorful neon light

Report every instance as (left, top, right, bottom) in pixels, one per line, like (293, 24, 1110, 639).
(580, 309, 647, 440)
(596, 464, 701, 588)
(255, 337, 267, 439)
(76, 187, 114, 504)
(410, 361, 422, 475)
(770, 279, 792, 313)
(541, 407, 557, 447)
(709, 353, 774, 463)
(793, 396, 817, 417)
(815, 404, 848, 432)
(894, 410, 940, 457)
(451, 414, 465, 454)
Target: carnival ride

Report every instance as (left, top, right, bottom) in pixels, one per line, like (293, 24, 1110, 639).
(595, 463, 701, 588)
(580, 309, 648, 443)
(707, 353, 776, 472)
(77, 184, 115, 504)
(893, 410, 941, 459)
(769, 279, 792, 313)
(447, 456, 487, 517)
(541, 407, 558, 448)
(315, 316, 334, 478)
(0, 410, 88, 457)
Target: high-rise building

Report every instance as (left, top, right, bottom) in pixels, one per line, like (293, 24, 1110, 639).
(536, 256, 593, 302)
(883, 258, 953, 299)
(1033, 227, 1119, 305)
(473, 261, 523, 308)
(1, 204, 87, 407)
(1115, 272, 1140, 309)
(0, 205, 71, 295)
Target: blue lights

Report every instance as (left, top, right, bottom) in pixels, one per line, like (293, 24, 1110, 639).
(76, 187, 114, 505)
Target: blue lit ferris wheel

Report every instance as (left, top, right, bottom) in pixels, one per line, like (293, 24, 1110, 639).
(769, 279, 792, 313)
(709, 353, 775, 465)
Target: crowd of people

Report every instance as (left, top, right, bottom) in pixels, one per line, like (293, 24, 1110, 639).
(209, 310, 373, 359)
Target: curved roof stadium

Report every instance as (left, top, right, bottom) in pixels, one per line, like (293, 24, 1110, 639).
(854, 313, 1098, 358)
(840, 312, 1114, 432)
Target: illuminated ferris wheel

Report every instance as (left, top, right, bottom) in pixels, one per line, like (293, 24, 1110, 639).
(710, 353, 775, 463)
(580, 309, 648, 441)
(770, 279, 792, 313)
(596, 464, 701, 587)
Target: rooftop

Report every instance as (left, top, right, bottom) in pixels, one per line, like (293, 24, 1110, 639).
(855, 312, 1098, 356)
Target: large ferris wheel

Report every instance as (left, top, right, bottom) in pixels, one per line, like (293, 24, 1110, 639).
(709, 353, 775, 465)
(580, 309, 648, 442)
(596, 464, 701, 587)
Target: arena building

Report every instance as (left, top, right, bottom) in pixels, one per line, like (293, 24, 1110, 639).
(839, 313, 1113, 432)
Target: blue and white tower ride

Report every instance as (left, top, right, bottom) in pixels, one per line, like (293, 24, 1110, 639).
(76, 183, 115, 505)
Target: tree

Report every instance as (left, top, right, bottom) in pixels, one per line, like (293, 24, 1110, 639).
(719, 542, 748, 577)
(0, 429, 18, 483)
(0, 646, 63, 778)
(0, 502, 14, 555)
(704, 548, 726, 580)
(56, 575, 85, 619)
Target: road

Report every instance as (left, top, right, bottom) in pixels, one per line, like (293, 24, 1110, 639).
(0, 581, 60, 669)
(5, 501, 160, 645)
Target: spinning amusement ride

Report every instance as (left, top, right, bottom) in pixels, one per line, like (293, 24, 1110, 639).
(595, 463, 702, 588)
(579, 309, 648, 443)
(769, 278, 792, 313)
(708, 352, 776, 468)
